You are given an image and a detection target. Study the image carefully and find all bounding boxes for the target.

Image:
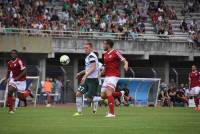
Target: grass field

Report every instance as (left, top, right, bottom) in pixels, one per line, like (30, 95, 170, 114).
(0, 106, 200, 134)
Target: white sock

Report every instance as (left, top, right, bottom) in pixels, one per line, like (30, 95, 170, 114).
(93, 96, 102, 102)
(76, 97, 82, 113)
(15, 98, 19, 108)
(93, 96, 101, 112)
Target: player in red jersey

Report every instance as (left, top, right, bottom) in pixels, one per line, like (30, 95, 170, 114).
(5, 50, 27, 114)
(101, 39, 128, 117)
(188, 65, 200, 110)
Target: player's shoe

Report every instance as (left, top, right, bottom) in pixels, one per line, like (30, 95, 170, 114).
(93, 110, 96, 114)
(73, 112, 83, 116)
(120, 91, 125, 103)
(194, 107, 200, 111)
(9, 111, 15, 114)
(105, 113, 116, 118)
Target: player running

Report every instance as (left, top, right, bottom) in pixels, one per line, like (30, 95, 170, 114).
(5, 50, 27, 114)
(101, 39, 128, 117)
(73, 43, 99, 116)
(188, 65, 200, 110)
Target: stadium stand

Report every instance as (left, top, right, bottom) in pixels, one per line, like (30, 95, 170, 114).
(0, 0, 199, 41)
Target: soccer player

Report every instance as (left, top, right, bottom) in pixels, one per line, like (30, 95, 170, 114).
(5, 50, 27, 114)
(101, 39, 128, 117)
(73, 43, 99, 116)
(188, 65, 200, 110)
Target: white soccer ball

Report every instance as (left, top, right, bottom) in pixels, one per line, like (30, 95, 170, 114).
(60, 55, 70, 65)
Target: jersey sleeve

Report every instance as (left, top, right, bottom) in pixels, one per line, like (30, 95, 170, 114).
(18, 59, 26, 70)
(115, 50, 125, 61)
(88, 55, 96, 63)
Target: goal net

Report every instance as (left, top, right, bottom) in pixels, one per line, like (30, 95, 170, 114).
(116, 78, 161, 107)
(0, 76, 39, 107)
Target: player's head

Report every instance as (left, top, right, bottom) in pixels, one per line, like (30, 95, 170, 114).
(192, 65, 197, 71)
(84, 42, 93, 54)
(10, 49, 18, 60)
(103, 39, 114, 51)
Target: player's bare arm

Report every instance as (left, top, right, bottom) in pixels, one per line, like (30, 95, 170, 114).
(122, 59, 129, 72)
(76, 70, 86, 79)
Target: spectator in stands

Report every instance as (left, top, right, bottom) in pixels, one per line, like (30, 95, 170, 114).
(130, 27, 138, 40)
(180, 19, 188, 33)
(137, 20, 145, 35)
(43, 77, 53, 107)
(168, 87, 176, 107)
(169, 6, 177, 20)
(167, 21, 174, 35)
(148, 1, 157, 16)
(192, 30, 200, 47)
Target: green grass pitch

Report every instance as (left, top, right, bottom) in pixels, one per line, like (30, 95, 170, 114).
(0, 106, 200, 134)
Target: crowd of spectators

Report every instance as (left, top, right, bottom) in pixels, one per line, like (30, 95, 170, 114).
(148, 0, 176, 35)
(158, 80, 189, 107)
(181, 0, 200, 16)
(0, 0, 199, 41)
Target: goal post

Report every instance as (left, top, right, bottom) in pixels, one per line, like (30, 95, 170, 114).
(0, 76, 40, 107)
(116, 78, 161, 107)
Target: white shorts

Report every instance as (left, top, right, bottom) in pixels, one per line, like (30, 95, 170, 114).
(9, 79, 26, 92)
(101, 76, 119, 93)
(189, 86, 200, 95)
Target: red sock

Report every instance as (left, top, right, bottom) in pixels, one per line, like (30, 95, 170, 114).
(107, 95, 114, 114)
(194, 97, 199, 107)
(112, 92, 122, 97)
(7, 96, 13, 111)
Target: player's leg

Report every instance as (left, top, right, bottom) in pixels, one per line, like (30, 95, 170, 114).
(88, 79, 100, 113)
(112, 91, 125, 103)
(105, 86, 115, 116)
(7, 85, 17, 113)
(194, 87, 200, 110)
(73, 83, 87, 116)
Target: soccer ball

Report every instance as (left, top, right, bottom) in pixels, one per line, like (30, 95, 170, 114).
(60, 55, 70, 65)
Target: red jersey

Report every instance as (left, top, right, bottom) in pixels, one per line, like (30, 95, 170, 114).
(7, 58, 26, 81)
(103, 49, 125, 77)
(189, 71, 200, 88)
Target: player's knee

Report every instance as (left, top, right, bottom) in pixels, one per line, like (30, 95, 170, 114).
(8, 86, 15, 96)
(76, 91, 82, 97)
(105, 88, 113, 96)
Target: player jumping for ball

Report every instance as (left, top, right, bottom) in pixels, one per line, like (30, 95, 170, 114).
(73, 43, 100, 116)
(101, 39, 128, 117)
(188, 65, 200, 110)
(5, 50, 27, 114)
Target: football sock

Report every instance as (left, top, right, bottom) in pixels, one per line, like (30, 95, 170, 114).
(7, 96, 13, 111)
(112, 92, 122, 97)
(107, 95, 114, 115)
(76, 97, 82, 113)
(194, 97, 199, 107)
(93, 96, 100, 112)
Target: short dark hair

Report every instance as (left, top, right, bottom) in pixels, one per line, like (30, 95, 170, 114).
(105, 39, 114, 48)
(10, 49, 18, 54)
(85, 42, 93, 48)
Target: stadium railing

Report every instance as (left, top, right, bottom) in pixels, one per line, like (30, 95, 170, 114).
(0, 28, 189, 42)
